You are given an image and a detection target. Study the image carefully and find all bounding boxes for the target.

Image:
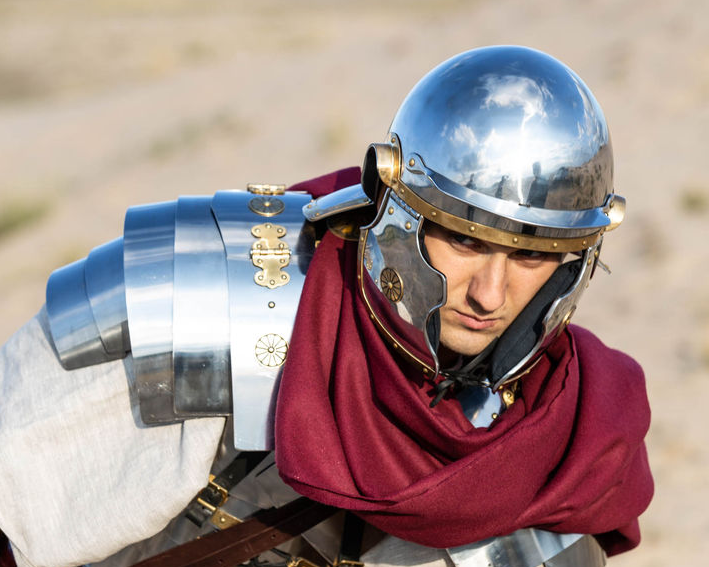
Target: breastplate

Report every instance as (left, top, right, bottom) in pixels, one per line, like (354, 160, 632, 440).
(446, 530, 606, 567)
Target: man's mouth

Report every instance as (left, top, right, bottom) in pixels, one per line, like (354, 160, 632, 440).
(453, 310, 499, 330)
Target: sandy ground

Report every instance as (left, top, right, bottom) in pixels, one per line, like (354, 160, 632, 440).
(0, 0, 707, 564)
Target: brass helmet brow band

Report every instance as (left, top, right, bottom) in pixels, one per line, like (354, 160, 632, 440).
(389, 180, 603, 253)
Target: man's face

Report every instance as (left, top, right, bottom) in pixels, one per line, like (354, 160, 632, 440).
(423, 223, 562, 365)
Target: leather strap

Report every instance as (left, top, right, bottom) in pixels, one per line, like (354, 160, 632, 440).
(334, 512, 365, 567)
(132, 497, 337, 567)
(186, 451, 270, 528)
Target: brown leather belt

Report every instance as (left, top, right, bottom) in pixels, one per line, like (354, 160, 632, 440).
(132, 497, 337, 567)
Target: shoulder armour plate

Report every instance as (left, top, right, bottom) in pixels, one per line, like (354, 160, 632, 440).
(302, 183, 372, 221)
(46, 189, 315, 451)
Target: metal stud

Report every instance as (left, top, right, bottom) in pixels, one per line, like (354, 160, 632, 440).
(502, 389, 515, 406)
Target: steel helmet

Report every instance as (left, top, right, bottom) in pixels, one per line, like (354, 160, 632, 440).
(358, 45, 625, 392)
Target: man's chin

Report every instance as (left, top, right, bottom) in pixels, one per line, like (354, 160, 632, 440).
(437, 332, 497, 363)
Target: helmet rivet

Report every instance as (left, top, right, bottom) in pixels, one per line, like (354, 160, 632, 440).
(587, 258, 593, 265)
(582, 240, 587, 247)
(552, 242, 558, 248)
(431, 211, 437, 217)
(391, 137, 396, 144)
(408, 158, 415, 166)
(388, 207, 394, 215)
(594, 250, 600, 258)
(469, 226, 475, 232)
(405, 222, 412, 230)
(492, 413, 499, 420)
(512, 237, 519, 244)
(268, 301, 275, 308)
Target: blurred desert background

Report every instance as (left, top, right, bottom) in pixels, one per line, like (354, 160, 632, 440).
(0, 0, 707, 564)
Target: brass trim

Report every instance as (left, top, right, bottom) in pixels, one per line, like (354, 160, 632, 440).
(247, 183, 287, 195)
(251, 222, 291, 289)
(501, 388, 515, 408)
(392, 181, 601, 253)
(210, 508, 242, 529)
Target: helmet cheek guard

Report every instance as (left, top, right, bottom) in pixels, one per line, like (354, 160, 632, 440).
(358, 46, 626, 390)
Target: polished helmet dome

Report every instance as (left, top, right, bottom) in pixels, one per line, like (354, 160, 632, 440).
(358, 46, 625, 390)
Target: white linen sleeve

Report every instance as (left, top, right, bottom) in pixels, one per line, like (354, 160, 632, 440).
(0, 307, 225, 567)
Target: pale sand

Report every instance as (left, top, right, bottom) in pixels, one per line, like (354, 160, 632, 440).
(0, 1, 707, 564)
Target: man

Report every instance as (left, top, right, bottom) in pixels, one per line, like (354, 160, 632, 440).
(0, 46, 652, 567)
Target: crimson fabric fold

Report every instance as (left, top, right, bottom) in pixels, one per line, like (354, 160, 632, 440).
(275, 170, 653, 556)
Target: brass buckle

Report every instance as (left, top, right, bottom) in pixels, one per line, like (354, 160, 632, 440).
(196, 475, 242, 530)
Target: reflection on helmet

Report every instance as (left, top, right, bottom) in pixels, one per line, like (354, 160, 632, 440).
(359, 45, 625, 390)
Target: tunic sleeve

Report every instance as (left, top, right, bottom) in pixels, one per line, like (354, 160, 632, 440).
(0, 308, 225, 567)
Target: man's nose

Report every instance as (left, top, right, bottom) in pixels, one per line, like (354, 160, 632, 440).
(466, 254, 508, 314)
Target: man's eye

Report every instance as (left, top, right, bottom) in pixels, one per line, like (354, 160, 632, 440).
(450, 234, 484, 250)
(512, 248, 545, 259)
(512, 249, 563, 264)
